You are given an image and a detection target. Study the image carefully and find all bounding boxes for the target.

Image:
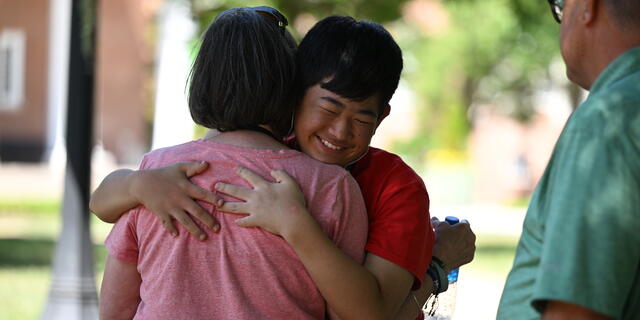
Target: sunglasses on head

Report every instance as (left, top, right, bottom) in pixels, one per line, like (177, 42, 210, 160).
(547, 0, 565, 23)
(219, 6, 289, 34)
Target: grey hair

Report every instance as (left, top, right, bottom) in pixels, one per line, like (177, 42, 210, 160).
(605, 0, 640, 28)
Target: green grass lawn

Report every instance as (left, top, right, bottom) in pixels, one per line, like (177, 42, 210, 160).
(0, 267, 52, 320)
(465, 234, 518, 281)
(0, 198, 109, 320)
(0, 198, 519, 319)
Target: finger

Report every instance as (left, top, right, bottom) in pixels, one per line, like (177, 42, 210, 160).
(453, 221, 473, 236)
(270, 169, 295, 184)
(185, 183, 224, 208)
(161, 217, 179, 237)
(463, 249, 475, 264)
(184, 200, 219, 232)
(235, 166, 269, 188)
(171, 210, 207, 241)
(181, 161, 209, 177)
(217, 201, 250, 215)
(187, 184, 219, 205)
(235, 216, 255, 228)
(215, 182, 252, 200)
(215, 197, 225, 208)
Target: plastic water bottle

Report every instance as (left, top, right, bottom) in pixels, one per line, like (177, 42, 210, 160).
(425, 216, 460, 320)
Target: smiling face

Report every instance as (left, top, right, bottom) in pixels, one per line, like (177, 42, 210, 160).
(294, 84, 382, 167)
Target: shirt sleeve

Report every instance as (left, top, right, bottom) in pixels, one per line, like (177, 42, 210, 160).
(105, 209, 140, 264)
(365, 164, 434, 288)
(103, 155, 151, 264)
(530, 121, 640, 318)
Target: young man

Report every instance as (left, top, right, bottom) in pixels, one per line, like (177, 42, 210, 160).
(92, 16, 476, 319)
(497, 0, 640, 319)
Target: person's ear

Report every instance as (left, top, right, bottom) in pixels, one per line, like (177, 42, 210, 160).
(372, 104, 390, 134)
(581, 0, 598, 25)
(377, 104, 390, 124)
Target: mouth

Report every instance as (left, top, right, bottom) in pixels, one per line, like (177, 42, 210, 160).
(317, 136, 346, 152)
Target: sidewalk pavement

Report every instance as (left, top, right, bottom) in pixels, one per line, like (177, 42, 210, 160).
(0, 162, 131, 200)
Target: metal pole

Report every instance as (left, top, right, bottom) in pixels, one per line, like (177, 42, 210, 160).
(41, 0, 99, 319)
(151, 0, 195, 150)
(44, 0, 71, 167)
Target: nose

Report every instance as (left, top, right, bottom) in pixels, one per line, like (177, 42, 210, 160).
(328, 117, 351, 141)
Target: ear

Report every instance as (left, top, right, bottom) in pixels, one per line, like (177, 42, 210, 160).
(373, 104, 390, 134)
(581, 0, 598, 25)
(377, 104, 391, 124)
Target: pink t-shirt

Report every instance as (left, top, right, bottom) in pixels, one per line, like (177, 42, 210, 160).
(105, 139, 368, 320)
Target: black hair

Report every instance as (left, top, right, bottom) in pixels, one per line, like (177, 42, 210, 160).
(294, 16, 403, 115)
(188, 8, 296, 138)
(605, 0, 640, 29)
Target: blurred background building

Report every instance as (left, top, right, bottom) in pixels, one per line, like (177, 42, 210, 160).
(0, 0, 160, 164)
(0, 0, 587, 319)
(0, 0, 585, 202)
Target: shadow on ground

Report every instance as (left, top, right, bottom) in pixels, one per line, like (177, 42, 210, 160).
(475, 243, 517, 256)
(0, 238, 516, 266)
(0, 238, 107, 267)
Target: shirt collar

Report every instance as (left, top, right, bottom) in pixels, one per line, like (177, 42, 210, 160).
(590, 46, 640, 94)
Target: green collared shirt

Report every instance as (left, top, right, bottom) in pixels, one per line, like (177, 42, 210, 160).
(497, 46, 640, 319)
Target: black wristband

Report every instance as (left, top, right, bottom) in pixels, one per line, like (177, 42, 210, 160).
(431, 256, 448, 272)
(426, 266, 441, 294)
(427, 257, 449, 294)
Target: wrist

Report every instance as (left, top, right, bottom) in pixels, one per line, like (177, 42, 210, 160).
(128, 169, 146, 203)
(281, 206, 318, 245)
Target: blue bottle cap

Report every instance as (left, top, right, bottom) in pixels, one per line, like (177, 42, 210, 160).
(444, 216, 461, 281)
(445, 216, 459, 225)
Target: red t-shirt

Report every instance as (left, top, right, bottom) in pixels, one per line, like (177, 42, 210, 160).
(285, 136, 435, 288)
(351, 147, 434, 289)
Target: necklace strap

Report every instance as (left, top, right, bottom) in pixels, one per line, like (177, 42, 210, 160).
(247, 126, 279, 141)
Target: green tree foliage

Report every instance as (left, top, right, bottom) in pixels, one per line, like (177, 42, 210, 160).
(190, 0, 410, 27)
(395, 0, 559, 156)
(188, 0, 560, 156)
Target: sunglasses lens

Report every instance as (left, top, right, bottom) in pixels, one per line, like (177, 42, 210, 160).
(256, 11, 282, 27)
(555, 0, 564, 21)
(548, 0, 563, 23)
(253, 6, 288, 28)
(218, 7, 288, 30)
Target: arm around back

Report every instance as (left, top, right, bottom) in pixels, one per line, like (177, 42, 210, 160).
(282, 171, 414, 320)
(216, 167, 415, 320)
(90, 161, 221, 239)
(90, 168, 139, 223)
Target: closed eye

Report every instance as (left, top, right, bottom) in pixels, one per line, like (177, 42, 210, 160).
(355, 118, 374, 125)
(320, 106, 338, 115)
